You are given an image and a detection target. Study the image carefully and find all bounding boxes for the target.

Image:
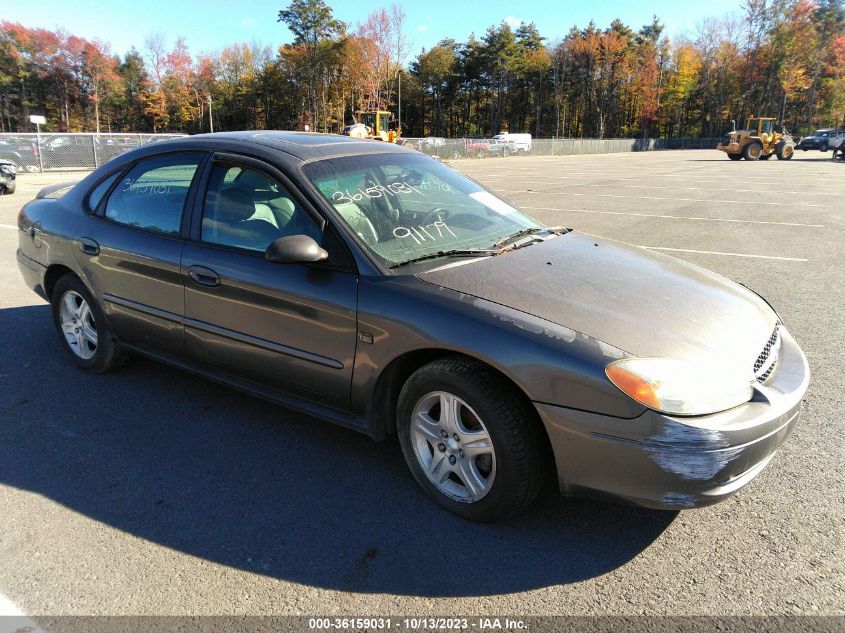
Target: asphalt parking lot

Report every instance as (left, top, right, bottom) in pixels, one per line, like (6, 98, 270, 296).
(0, 150, 842, 618)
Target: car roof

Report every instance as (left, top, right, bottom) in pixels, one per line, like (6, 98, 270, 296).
(163, 130, 410, 161)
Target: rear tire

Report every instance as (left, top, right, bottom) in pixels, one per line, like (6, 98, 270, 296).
(728, 153, 742, 161)
(742, 142, 763, 160)
(759, 153, 771, 160)
(50, 274, 128, 373)
(397, 357, 548, 522)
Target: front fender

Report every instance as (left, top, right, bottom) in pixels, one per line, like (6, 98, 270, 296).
(351, 276, 646, 421)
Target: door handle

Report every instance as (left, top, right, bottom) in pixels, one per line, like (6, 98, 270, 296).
(186, 265, 220, 287)
(77, 236, 100, 256)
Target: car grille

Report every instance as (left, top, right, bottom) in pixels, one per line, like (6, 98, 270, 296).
(754, 326, 781, 383)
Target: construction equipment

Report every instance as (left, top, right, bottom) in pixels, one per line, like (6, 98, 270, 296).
(342, 111, 412, 146)
(716, 117, 795, 160)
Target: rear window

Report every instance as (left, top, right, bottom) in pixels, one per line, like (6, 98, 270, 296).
(104, 153, 202, 235)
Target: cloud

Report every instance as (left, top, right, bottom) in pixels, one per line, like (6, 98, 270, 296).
(415, 24, 429, 32)
(504, 16, 523, 28)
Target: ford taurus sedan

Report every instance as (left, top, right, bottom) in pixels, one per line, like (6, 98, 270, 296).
(16, 132, 809, 521)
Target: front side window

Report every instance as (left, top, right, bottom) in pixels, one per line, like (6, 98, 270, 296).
(201, 163, 320, 252)
(303, 153, 541, 268)
(104, 153, 202, 235)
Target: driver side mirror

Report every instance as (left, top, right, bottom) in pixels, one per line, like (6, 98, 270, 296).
(265, 235, 328, 264)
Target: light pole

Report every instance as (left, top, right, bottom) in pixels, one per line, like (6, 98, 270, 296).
(206, 95, 214, 133)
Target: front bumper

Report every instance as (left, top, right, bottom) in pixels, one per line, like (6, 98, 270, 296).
(536, 327, 809, 510)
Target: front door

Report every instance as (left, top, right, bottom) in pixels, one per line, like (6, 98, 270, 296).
(180, 156, 358, 410)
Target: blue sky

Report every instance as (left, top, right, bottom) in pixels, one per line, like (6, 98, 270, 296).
(5, 0, 743, 59)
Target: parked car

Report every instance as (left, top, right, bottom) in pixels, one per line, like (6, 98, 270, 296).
(40, 134, 96, 169)
(464, 138, 490, 158)
(419, 137, 446, 147)
(0, 158, 16, 194)
(16, 131, 809, 521)
(491, 132, 532, 153)
(0, 136, 41, 172)
(796, 128, 843, 151)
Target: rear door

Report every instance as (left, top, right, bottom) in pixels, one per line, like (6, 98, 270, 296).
(180, 153, 359, 410)
(76, 152, 205, 356)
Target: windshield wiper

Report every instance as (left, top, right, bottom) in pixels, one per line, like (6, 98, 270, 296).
(493, 227, 544, 250)
(389, 248, 498, 270)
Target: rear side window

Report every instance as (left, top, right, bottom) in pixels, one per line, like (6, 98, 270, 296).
(104, 153, 202, 235)
(87, 172, 120, 212)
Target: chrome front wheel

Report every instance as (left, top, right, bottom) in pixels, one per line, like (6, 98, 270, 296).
(411, 390, 496, 503)
(59, 290, 98, 360)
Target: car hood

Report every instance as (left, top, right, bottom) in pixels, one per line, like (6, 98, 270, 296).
(417, 232, 778, 362)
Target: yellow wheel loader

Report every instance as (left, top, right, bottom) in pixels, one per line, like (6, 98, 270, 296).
(342, 111, 413, 147)
(716, 117, 795, 161)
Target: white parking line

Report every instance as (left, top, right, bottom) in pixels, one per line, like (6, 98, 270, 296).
(0, 591, 41, 632)
(0, 593, 27, 618)
(479, 177, 836, 195)
(641, 246, 808, 262)
(493, 190, 831, 207)
(520, 207, 824, 227)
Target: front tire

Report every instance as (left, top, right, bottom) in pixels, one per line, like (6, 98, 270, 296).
(50, 274, 127, 373)
(727, 153, 742, 161)
(776, 143, 794, 160)
(397, 357, 548, 522)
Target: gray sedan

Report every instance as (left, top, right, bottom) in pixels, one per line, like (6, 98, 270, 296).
(15, 132, 809, 521)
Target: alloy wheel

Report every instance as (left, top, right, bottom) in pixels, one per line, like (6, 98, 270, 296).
(411, 390, 496, 503)
(59, 290, 98, 360)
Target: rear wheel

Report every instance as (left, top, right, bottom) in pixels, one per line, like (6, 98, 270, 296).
(50, 274, 127, 373)
(742, 142, 763, 160)
(727, 153, 742, 161)
(397, 357, 548, 522)
(759, 153, 772, 160)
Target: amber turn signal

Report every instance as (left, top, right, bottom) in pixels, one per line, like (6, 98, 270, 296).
(605, 364, 662, 409)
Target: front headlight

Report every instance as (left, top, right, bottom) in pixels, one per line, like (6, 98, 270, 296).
(605, 357, 755, 416)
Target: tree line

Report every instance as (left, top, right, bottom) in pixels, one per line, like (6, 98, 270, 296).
(1, 0, 843, 139)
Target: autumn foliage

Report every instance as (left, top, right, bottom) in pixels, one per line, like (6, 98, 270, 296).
(0, 0, 842, 137)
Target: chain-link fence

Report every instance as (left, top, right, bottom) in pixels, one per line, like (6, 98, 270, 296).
(403, 137, 721, 159)
(0, 133, 187, 173)
(1, 132, 721, 172)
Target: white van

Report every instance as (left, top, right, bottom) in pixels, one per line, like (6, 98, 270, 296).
(491, 132, 532, 153)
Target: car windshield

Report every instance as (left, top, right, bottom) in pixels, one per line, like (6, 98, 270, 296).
(303, 153, 542, 268)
